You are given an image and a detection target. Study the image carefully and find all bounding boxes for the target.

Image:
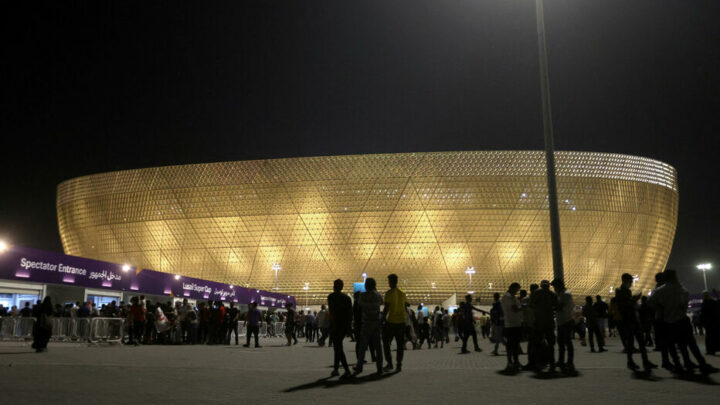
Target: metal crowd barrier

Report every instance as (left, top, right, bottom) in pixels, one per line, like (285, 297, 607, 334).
(0, 317, 36, 341)
(89, 318, 125, 343)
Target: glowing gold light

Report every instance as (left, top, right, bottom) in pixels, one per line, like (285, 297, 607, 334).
(56, 151, 678, 304)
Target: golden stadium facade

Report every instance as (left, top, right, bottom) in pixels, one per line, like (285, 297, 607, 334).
(56, 151, 678, 305)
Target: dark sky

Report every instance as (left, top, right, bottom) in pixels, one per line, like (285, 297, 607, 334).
(1, 1, 719, 291)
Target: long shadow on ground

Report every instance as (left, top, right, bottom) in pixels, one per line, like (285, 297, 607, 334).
(283, 372, 396, 392)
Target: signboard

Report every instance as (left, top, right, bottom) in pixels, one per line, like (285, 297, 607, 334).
(0, 245, 295, 308)
(353, 282, 366, 293)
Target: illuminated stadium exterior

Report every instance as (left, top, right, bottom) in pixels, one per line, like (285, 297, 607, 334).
(56, 151, 678, 305)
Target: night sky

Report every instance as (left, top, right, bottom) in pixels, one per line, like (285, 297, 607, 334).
(2, 1, 719, 291)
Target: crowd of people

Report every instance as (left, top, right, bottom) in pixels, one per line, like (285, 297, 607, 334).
(2, 269, 718, 377)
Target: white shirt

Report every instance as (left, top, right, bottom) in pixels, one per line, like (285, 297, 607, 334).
(501, 292, 523, 328)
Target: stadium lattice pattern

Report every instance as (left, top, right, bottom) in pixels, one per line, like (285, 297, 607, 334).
(57, 151, 678, 305)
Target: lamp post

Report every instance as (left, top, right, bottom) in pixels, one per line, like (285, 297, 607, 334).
(272, 263, 281, 290)
(465, 266, 476, 294)
(362, 272, 367, 283)
(697, 263, 712, 291)
(536, 0, 565, 283)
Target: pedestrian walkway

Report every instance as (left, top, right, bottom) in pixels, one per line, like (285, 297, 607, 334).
(0, 336, 716, 404)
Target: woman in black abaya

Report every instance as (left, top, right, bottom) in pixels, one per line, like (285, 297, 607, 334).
(32, 296, 53, 352)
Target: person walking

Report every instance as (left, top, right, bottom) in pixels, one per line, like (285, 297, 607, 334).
(31, 296, 53, 352)
(327, 279, 353, 379)
(354, 277, 384, 376)
(501, 283, 523, 372)
(551, 279, 576, 374)
(383, 274, 408, 372)
(593, 296, 609, 338)
(459, 294, 488, 353)
(243, 302, 262, 348)
(284, 303, 298, 346)
(317, 305, 330, 346)
(304, 310, 315, 343)
(616, 273, 655, 371)
(583, 296, 606, 353)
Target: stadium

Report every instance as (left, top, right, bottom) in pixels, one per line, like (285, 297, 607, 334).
(56, 151, 678, 305)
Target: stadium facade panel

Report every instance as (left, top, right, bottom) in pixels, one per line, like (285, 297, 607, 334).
(57, 151, 678, 305)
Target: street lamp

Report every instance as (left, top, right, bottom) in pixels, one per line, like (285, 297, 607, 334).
(272, 263, 281, 290)
(536, 0, 565, 283)
(697, 263, 712, 291)
(362, 272, 367, 283)
(465, 266, 476, 294)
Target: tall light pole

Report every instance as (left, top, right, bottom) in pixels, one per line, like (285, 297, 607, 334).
(536, 0, 565, 283)
(272, 263, 281, 290)
(465, 266, 476, 294)
(362, 272, 367, 283)
(697, 263, 712, 291)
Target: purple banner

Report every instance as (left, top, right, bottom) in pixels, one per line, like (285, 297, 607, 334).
(0, 245, 295, 308)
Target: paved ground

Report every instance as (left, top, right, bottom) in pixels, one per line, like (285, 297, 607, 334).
(0, 336, 717, 404)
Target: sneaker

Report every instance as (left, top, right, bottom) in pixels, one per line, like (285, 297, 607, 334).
(627, 361, 640, 371)
(242, 344, 249, 347)
(503, 364, 515, 373)
(474, 347, 482, 353)
(330, 370, 340, 377)
(643, 361, 658, 370)
(383, 364, 394, 372)
(340, 371, 353, 380)
(352, 365, 363, 374)
(255, 345, 262, 348)
(598, 348, 607, 353)
(396, 364, 402, 372)
(461, 349, 470, 354)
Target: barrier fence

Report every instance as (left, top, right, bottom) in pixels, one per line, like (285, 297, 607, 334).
(0, 317, 289, 343)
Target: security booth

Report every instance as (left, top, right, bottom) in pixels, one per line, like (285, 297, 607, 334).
(0, 280, 45, 310)
(85, 288, 123, 308)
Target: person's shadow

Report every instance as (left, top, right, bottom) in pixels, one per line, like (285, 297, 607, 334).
(283, 372, 396, 392)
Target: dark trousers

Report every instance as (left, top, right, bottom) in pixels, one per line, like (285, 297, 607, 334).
(505, 326, 522, 365)
(357, 324, 383, 372)
(226, 322, 239, 345)
(530, 323, 556, 368)
(355, 326, 376, 361)
(319, 327, 329, 345)
(198, 322, 209, 344)
(130, 320, 144, 344)
(557, 321, 574, 366)
(246, 324, 260, 346)
(383, 322, 405, 367)
(587, 319, 605, 350)
(305, 324, 314, 342)
(618, 321, 648, 364)
(331, 332, 349, 372)
(461, 323, 479, 351)
(670, 317, 707, 367)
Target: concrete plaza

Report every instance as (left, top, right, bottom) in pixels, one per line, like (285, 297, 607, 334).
(0, 335, 717, 404)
